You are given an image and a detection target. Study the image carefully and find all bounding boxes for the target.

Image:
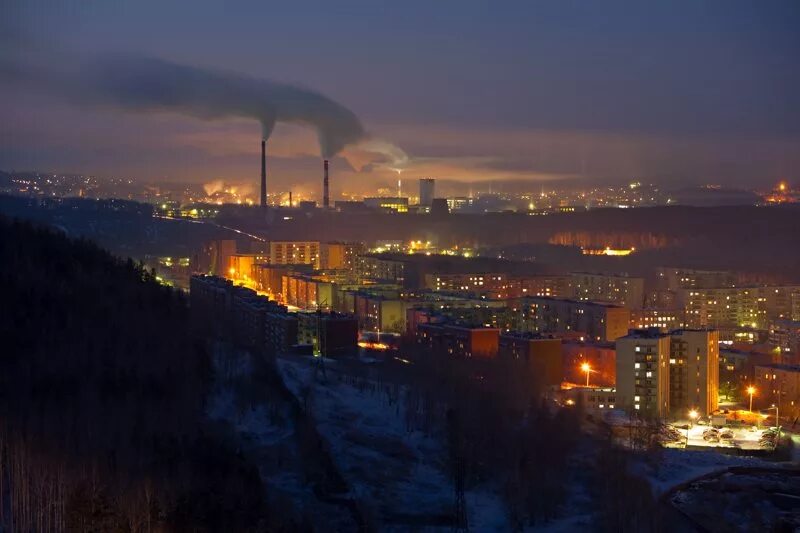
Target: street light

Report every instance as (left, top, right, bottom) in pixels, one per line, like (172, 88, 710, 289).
(687, 409, 699, 446)
(581, 362, 591, 387)
(766, 403, 780, 432)
(747, 386, 756, 413)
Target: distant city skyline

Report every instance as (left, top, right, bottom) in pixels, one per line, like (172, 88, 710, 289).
(1, 1, 799, 191)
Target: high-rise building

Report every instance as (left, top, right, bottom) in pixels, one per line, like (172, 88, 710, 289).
(669, 329, 719, 416)
(615, 328, 671, 418)
(616, 328, 720, 419)
(419, 178, 435, 207)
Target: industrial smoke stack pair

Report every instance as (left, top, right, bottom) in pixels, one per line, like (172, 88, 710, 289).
(259, 139, 329, 209)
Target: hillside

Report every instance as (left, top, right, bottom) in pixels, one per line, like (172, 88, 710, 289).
(0, 217, 273, 531)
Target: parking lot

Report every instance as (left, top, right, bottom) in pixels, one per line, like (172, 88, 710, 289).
(667, 423, 779, 450)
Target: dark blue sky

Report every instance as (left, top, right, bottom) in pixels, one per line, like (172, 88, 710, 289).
(2, 0, 799, 196)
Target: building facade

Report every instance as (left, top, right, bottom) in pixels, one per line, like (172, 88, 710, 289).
(616, 329, 671, 418)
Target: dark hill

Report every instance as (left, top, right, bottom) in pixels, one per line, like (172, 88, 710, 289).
(0, 217, 271, 531)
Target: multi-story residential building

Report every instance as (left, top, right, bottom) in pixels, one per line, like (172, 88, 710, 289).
(754, 363, 800, 420)
(669, 329, 719, 417)
(656, 267, 736, 291)
(616, 328, 720, 419)
(517, 275, 573, 298)
(416, 322, 500, 358)
(253, 263, 314, 300)
(359, 255, 409, 286)
(280, 274, 337, 310)
(678, 287, 767, 329)
(518, 296, 631, 342)
(424, 273, 572, 300)
(265, 312, 298, 354)
(425, 273, 507, 293)
(354, 293, 407, 333)
(191, 275, 288, 354)
(763, 286, 800, 321)
(268, 241, 321, 269)
(793, 292, 800, 323)
(321, 241, 365, 271)
(570, 272, 645, 309)
(769, 319, 800, 364)
(296, 311, 359, 357)
(630, 308, 688, 331)
(498, 333, 562, 386)
(616, 328, 671, 418)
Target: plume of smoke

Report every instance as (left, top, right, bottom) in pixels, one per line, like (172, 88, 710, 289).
(83, 55, 364, 158)
(2, 49, 411, 165)
(342, 138, 410, 172)
(203, 179, 225, 196)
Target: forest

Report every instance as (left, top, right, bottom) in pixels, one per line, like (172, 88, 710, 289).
(0, 217, 276, 531)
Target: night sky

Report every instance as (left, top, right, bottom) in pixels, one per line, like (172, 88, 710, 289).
(2, 0, 799, 196)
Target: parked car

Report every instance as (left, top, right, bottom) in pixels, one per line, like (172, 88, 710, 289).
(702, 428, 720, 442)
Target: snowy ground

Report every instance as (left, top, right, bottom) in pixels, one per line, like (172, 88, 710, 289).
(206, 345, 358, 529)
(634, 448, 772, 495)
(670, 470, 800, 531)
(277, 355, 510, 530)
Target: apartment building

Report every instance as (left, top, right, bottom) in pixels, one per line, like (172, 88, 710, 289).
(616, 329, 671, 418)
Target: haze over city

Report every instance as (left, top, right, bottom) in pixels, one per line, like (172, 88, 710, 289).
(2, 2, 800, 532)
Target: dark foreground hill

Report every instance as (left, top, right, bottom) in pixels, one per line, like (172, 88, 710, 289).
(0, 217, 271, 531)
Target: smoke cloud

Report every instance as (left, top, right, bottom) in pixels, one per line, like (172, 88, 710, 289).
(83, 55, 365, 158)
(2, 52, 371, 158)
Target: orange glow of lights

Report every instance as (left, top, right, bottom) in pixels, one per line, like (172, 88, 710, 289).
(358, 341, 390, 351)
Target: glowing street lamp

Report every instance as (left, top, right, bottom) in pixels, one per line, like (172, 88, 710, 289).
(747, 386, 756, 413)
(686, 409, 699, 445)
(581, 362, 591, 387)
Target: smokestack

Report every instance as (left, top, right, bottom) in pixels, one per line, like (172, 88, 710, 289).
(289, 191, 293, 208)
(260, 139, 267, 208)
(323, 159, 330, 209)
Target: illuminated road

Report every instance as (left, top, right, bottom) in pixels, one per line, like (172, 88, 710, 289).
(153, 214, 266, 242)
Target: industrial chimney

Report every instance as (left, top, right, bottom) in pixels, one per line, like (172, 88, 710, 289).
(323, 159, 330, 209)
(260, 139, 267, 208)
